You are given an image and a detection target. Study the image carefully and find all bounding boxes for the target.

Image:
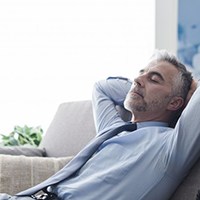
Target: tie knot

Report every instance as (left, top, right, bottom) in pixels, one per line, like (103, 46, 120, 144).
(114, 122, 137, 134)
(123, 122, 137, 131)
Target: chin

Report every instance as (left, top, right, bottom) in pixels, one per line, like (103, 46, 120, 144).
(124, 99, 130, 111)
(124, 101, 134, 112)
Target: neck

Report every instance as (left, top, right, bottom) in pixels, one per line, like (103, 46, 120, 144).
(131, 111, 171, 124)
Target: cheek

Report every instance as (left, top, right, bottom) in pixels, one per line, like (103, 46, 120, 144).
(145, 90, 170, 104)
(146, 85, 171, 98)
(147, 93, 172, 108)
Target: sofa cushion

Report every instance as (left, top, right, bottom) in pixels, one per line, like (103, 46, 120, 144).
(39, 100, 96, 157)
(0, 154, 73, 195)
(0, 146, 46, 157)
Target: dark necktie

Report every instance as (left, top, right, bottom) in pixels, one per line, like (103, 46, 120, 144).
(17, 122, 137, 196)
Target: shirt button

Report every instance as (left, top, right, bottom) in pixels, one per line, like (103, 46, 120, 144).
(47, 186, 53, 193)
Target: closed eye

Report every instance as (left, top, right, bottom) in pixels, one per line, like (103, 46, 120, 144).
(150, 76, 160, 83)
(148, 72, 164, 83)
(150, 78, 159, 83)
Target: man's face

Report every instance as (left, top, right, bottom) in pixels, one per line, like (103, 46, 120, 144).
(124, 61, 181, 120)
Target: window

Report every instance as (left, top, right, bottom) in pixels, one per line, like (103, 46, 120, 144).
(0, 0, 155, 133)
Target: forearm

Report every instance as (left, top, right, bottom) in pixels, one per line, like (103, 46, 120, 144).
(92, 77, 132, 133)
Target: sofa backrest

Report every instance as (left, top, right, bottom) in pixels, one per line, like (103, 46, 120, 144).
(39, 100, 132, 157)
(39, 100, 96, 157)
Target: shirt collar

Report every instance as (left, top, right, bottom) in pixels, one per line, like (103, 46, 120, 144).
(136, 121, 169, 129)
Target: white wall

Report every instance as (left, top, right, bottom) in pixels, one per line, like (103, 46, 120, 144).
(0, 0, 155, 134)
(155, 0, 178, 54)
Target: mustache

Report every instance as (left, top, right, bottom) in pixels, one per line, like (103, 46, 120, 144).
(129, 87, 144, 98)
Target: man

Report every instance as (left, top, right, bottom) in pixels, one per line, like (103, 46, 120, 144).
(0, 50, 198, 200)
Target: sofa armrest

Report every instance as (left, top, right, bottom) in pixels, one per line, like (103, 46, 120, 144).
(0, 154, 73, 195)
(0, 146, 46, 157)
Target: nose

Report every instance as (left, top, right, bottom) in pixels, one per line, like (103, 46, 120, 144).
(134, 74, 145, 87)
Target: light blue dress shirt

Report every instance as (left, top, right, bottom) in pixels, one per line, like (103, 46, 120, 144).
(50, 77, 200, 200)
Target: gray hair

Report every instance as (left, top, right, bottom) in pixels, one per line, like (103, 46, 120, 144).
(149, 49, 193, 100)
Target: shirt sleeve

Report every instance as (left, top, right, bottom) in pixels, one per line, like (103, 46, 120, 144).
(169, 85, 200, 178)
(92, 77, 132, 134)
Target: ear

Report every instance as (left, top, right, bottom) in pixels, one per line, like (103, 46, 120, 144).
(167, 96, 184, 111)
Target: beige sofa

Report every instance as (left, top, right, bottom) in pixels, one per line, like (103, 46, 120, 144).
(0, 100, 200, 199)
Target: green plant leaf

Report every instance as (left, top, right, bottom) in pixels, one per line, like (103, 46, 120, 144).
(0, 125, 43, 147)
